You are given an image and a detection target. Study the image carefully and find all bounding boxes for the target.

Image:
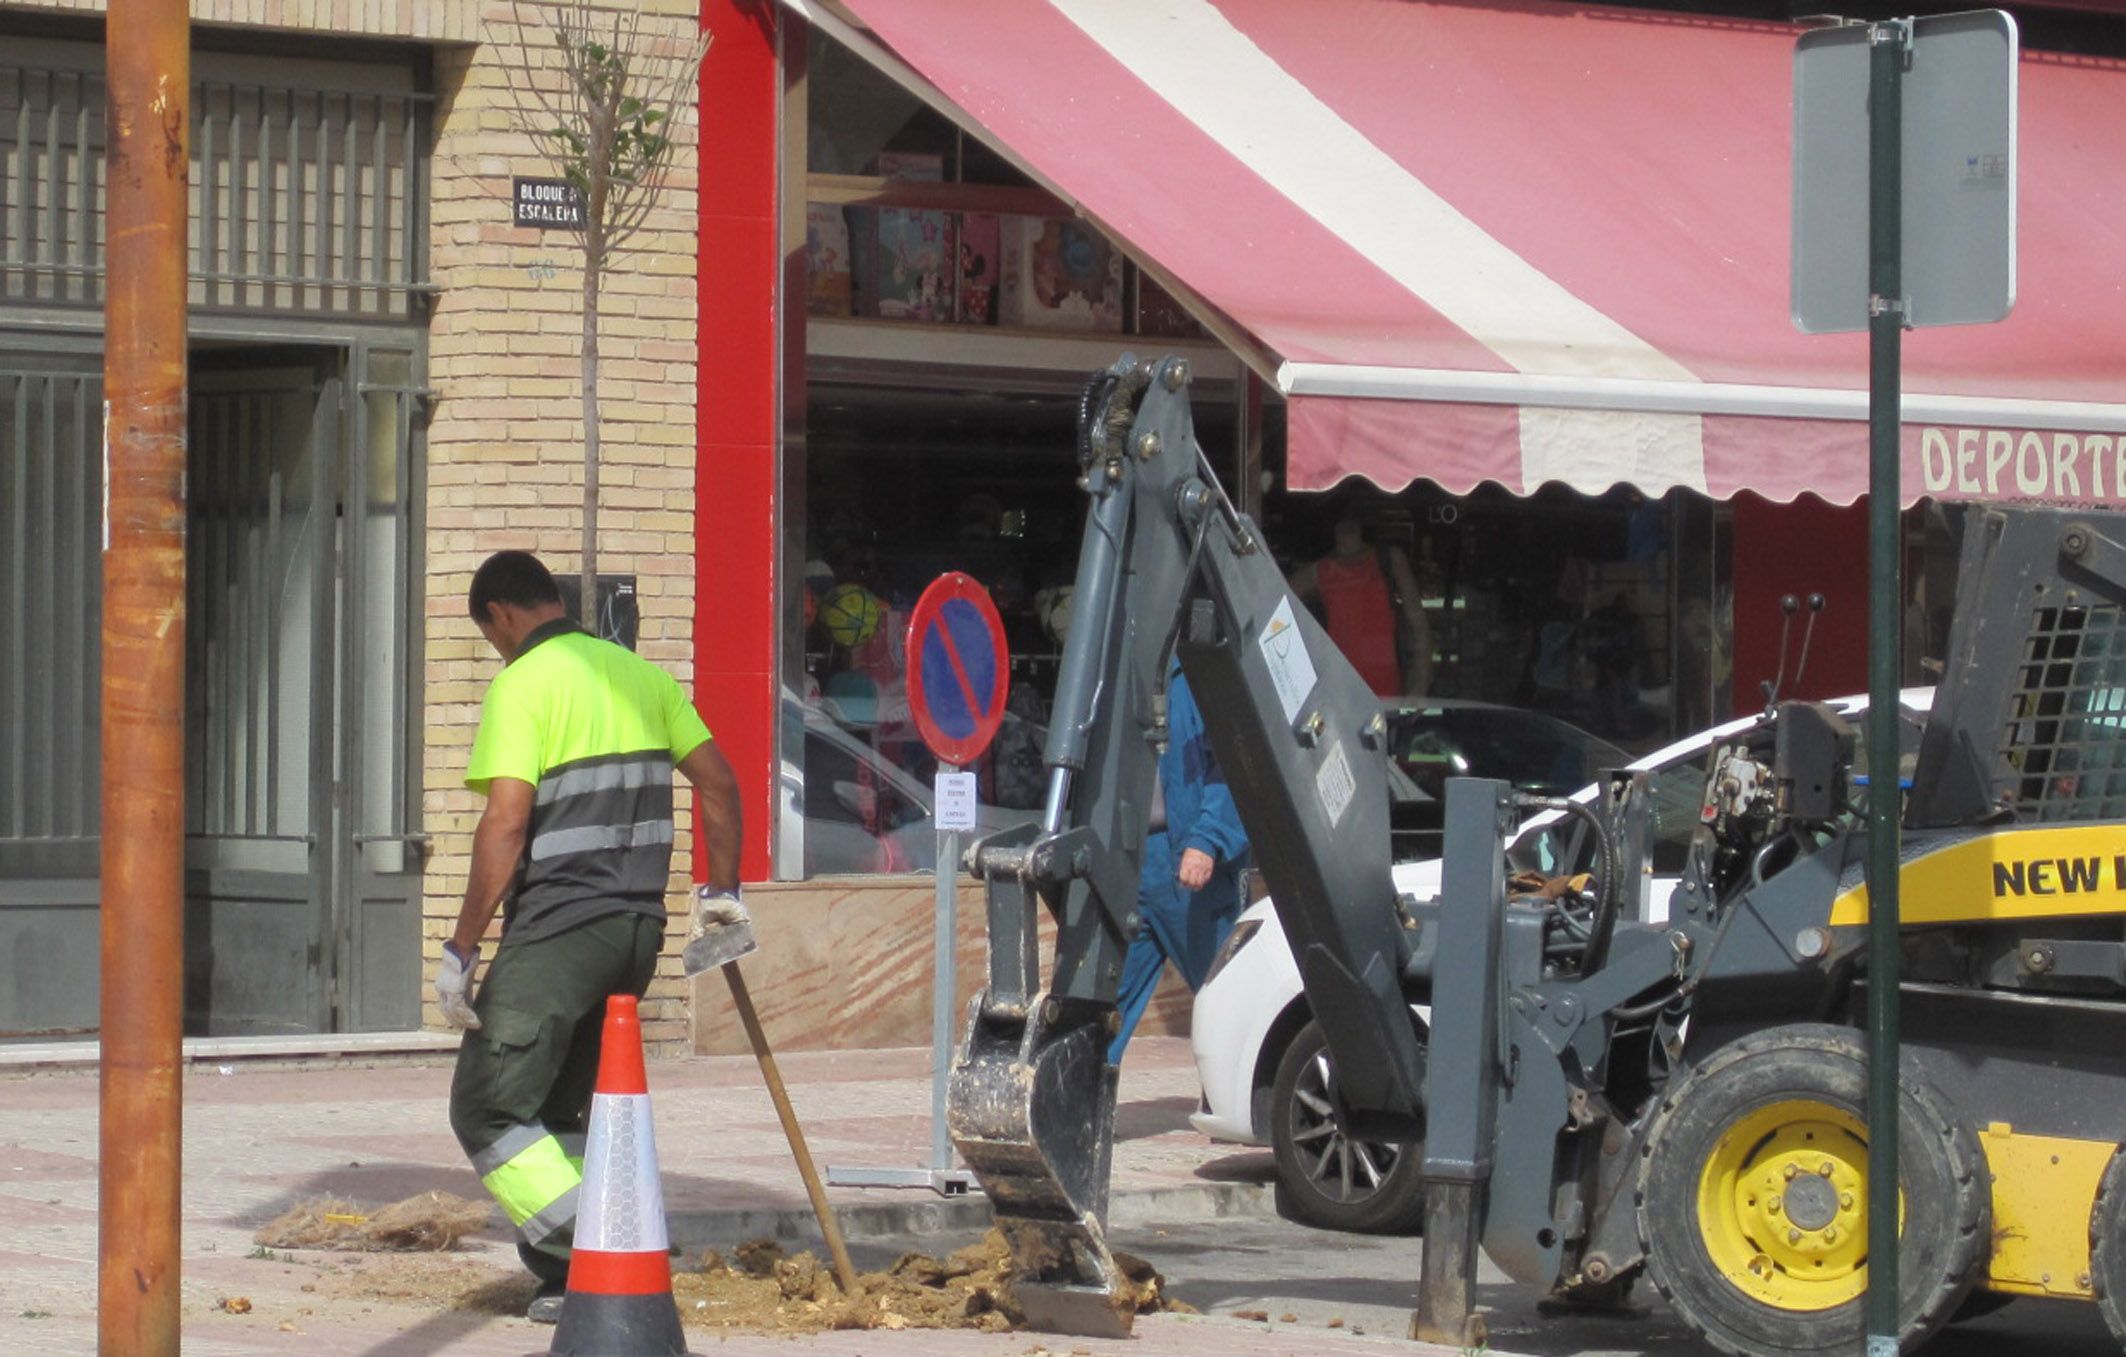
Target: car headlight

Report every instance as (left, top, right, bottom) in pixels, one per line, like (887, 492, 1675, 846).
(1202, 918, 1263, 989)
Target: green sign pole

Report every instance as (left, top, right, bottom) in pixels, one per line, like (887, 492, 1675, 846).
(1864, 18, 1909, 1355)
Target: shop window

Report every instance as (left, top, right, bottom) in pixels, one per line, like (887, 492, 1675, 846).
(774, 382, 1746, 878)
(776, 391, 1736, 880)
(1264, 481, 1728, 756)
(806, 30, 951, 178)
(780, 391, 1084, 878)
(779, 386, 1237, 879)
(801, 27, 1210, 341)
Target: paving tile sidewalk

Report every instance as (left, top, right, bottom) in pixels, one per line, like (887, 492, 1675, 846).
(0, 1036, 1416, 1357)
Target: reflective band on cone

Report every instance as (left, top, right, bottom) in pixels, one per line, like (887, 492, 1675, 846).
(550, 994, 690, 1357)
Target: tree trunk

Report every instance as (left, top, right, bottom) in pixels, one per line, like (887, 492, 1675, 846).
(580, 232, 602, 630)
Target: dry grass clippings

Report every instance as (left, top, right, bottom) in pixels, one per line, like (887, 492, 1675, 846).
(253, 1193, 491, 1253)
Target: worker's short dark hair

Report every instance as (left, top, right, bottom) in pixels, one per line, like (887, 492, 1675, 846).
(468, 550, 561, 620)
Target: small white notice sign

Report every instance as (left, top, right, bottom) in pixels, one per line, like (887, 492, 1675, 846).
(1316, 739, 1357, 828)
(1258, 596, 1318, 725)
(934, 770, 979, 832)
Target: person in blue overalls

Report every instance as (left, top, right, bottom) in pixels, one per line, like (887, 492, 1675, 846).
(1109, 663, 1252, 1063)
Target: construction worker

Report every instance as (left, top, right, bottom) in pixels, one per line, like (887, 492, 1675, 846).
(433, 551, 743, 1322)
(1108, 663, 1251, 1062)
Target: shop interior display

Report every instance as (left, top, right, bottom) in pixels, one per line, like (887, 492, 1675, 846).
(785, 376, 1733, 880)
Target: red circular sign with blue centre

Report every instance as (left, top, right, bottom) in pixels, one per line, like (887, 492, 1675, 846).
(904, 573, 1010, 767)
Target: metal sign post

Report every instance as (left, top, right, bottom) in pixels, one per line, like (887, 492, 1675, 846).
(1861, 25, 1908, 1351)
(930, 767, 978, 1175)
(827, 574, 1007, 1196)
(1794, 12, 2016, 1350)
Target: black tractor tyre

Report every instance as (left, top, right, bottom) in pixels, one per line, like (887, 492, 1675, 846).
(1268, 1019, 1426, 1235)
(1635, 1024, 1989, 1357)
(2090, 1146, 2126, 1345)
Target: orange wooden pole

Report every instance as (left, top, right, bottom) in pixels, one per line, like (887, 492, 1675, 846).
(100, 0, 190, 1352)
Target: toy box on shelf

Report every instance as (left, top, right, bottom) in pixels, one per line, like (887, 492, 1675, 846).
(853, 152, 955, 323)
(998, 215, 1123, 332)
(957, 212, 1000, 325)
(805, 202, 853, 317)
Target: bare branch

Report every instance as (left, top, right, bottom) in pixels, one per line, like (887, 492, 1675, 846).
(480, 0, 711, 617)
(494, 0, 708, 263)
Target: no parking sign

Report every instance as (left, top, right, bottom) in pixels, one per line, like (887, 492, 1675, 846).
(827, 572, 1007, 1196)
(904, 572, 1010, 768)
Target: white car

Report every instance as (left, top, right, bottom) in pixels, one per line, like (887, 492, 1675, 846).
(1189, 690, 1932, 1233)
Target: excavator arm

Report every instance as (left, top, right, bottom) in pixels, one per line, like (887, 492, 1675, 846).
(946, 355, 1427, 1335)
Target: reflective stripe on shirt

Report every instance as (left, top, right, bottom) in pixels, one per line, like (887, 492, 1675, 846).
(529, 818, 676, 862)
(535, 757, 667, 806)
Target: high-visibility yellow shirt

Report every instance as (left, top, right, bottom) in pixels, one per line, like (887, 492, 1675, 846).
(467, 620, 712, 940)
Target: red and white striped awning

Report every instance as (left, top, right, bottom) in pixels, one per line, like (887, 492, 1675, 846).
(794, 0, 2126, 506)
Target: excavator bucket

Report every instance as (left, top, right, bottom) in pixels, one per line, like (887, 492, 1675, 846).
(948, 991, 1131, 1337)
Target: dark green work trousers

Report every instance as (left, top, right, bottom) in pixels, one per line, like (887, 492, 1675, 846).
(449, 910, 664, 1286)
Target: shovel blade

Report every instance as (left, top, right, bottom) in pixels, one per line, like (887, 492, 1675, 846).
(682, 921, 759, 976)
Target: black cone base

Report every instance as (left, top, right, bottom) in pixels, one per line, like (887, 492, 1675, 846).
(548, 1290, 690, 1357)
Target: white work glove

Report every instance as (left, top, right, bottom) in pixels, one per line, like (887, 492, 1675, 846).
(692, 885, 748, 937)
(434, 941, 482, 1031)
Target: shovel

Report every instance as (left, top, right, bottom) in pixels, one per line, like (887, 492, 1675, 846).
(683, 918, 859, 1293)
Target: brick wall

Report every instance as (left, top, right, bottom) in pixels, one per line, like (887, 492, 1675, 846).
(8, 0, 480, 41)
(423, 0, 704, 1050)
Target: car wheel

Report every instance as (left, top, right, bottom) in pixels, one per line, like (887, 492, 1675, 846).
(1268, 1019, 1426, 1234)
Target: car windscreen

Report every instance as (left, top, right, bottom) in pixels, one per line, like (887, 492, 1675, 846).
(1395, 707, 1627, 804)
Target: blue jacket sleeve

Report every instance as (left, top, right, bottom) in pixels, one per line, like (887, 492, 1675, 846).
(1167, 672, 1251, 865)
(1180, 774, 1250, 865)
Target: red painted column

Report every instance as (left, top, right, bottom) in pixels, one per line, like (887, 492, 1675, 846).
(696, 0, 780, 883)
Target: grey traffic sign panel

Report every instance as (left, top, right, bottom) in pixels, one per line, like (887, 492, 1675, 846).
(1792, 11, 2018, 333)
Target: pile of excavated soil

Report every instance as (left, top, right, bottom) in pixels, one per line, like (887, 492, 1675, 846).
(279, 1224, 1190, 1337)
(671, 1230, 1194, 1335)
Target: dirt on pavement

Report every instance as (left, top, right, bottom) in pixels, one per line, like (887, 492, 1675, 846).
(678, 1231, 1192, 1335)
(279, 1229, 1191, 1335)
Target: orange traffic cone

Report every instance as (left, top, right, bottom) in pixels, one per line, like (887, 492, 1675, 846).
(550, 994, 690, 1357)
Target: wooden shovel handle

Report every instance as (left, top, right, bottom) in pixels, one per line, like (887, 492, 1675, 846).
(722, 963, 860, 1294)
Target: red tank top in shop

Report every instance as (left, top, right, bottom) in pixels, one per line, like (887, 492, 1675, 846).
(1314, 552, 1400, 697)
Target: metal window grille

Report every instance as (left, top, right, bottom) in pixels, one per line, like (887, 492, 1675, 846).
(2001, 603, 2126, 821)
(0, 365, 102, 863)
(1, 62, 431, 320)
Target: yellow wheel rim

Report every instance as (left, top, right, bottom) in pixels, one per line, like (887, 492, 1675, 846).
(1694, 1098, 1899, 1311)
